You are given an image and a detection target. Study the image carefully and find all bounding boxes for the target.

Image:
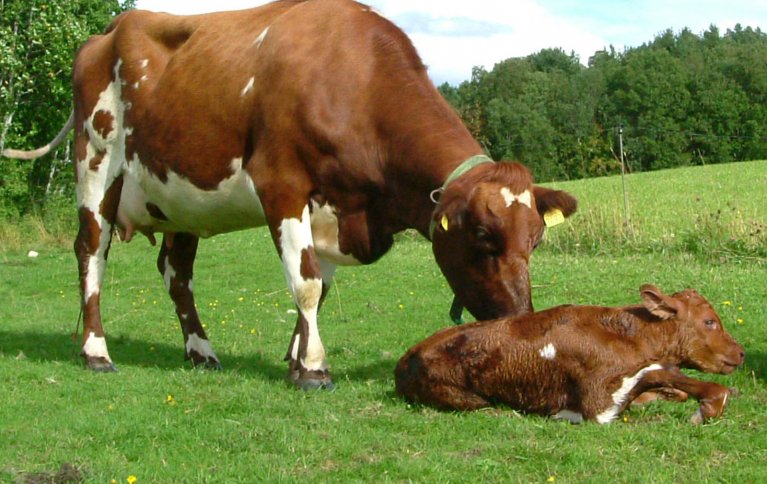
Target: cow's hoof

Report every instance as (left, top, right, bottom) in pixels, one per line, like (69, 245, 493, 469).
(293, 369, 335, 391)
(85, 357, 117, 372)
(191, 357, 222, 370)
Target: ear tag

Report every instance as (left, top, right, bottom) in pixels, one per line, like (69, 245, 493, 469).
(544, 208, 565, 228)
(441, 214, 449, 231)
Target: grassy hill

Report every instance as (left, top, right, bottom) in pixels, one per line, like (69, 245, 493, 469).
(1, 160, 765, 482)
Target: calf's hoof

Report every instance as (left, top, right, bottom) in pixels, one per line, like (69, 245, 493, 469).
(690, 388, 730, 425)
(85, 356, 117, 372)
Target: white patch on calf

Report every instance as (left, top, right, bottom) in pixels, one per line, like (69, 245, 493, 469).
(310, 200, 362, 266)
(254, 27, 270, 47)
(596, 364, 663, 424)
(500, 187, 532, 209)
(280, 206, 327, 371)
(241, 77, 255, 97)
(186, 333, 218, 361)
(82, 332, 111, 361)
(538, 343, 556, 360)
(140, 59, 149, 69)
(553, 410, 584, 424)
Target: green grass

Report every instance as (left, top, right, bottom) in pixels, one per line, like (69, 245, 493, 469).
(1, 161, 766, 482)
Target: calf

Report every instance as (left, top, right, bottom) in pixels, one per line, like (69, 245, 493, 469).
(395, 285, 744, 424)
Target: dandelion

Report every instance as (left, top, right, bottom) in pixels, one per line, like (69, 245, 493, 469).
(722, 301, 732, 306)
(738, 306, 743, 311)
(737, 318, 744, 325)
(127, 476, 137, 484)
(622, 415, 629, 423)
(547, 476, 556, 483)
(238, 296, 245, 302)
(398, 304, 405, 310)
(166, 394, 176, 405)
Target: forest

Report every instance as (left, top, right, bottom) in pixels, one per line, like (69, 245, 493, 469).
(1, 0, 766, 216)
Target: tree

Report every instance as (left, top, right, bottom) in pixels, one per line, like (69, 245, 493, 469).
(0, 0, 134, 215)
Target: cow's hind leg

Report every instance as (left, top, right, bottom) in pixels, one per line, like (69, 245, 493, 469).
(157, 233, 221, 369)
(75, 183, 121, 371)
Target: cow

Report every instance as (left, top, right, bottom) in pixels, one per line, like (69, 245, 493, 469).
(3, 0, 577, 389)
(395, 285, 745, 423)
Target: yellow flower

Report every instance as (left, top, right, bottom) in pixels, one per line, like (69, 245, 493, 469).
(398, 304, 405, 310)
(166, 394, 175, 405)
(737, 318, 744, 325)
(238, 296, 245, 302)
(127, 476, 137, 484)
(547, 476, 556, 483)
(722, 301, 732, 306)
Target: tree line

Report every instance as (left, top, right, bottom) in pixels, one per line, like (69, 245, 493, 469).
(439, 25, 767, 182)
(1, 1, 765, 215)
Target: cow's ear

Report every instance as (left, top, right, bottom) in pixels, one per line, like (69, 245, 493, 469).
(640, 284, 679, 320)
(434, 196, 468, 235)
(533, 186, 577, 227)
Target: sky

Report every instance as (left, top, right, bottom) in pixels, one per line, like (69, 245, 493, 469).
(134, 0, 767, 85)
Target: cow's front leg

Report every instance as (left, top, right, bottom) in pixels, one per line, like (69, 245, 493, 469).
(286, 258, 336, 389)
(275, 205, 333, 390)
(157, 232, 221, 369)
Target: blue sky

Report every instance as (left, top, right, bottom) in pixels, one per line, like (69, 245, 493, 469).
(135, 0, 767, 85)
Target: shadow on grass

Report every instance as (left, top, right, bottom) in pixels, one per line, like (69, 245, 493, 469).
(0, 330, 398, 386)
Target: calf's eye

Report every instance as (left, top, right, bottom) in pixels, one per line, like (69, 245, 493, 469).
(704, 319, 715, 327)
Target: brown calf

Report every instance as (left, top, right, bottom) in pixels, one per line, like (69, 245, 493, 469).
(395, 285, 744, 424)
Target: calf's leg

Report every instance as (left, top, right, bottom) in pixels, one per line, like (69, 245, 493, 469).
(156, 233, 221, 369)
(629, 367, 731, 424)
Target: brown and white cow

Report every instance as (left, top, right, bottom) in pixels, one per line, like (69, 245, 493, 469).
(3, 0, 576, 389)
(395, 285, 745, 423)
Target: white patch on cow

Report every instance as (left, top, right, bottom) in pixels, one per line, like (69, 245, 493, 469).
(186, 333, 218, 361)
(538, 343, 556, 360)
(280, 206, 327, 372)
(500, 187, 532, 209)
(77, 59, 127, 220)
(163, 256, 176, 291)
(241, 77, 255, 97)
(82, 332, 111, 361)
(187, 279, 194, 293)
(309, 200, 362, 266)
(596, 364, 664, 424)
(84, 254, 105, 303)
(181, 313, 189, 321)
(254, 27, 270, 48)
(140, 59, 149, 69)
(117, 157, 266, 239)
(553, 410, 584, 424)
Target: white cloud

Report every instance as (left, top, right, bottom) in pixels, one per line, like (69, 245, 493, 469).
(133, 0, 765, 84)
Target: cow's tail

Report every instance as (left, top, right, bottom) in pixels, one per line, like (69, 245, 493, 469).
(2, 111, 75, 160)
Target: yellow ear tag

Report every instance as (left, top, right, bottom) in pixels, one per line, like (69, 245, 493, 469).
(441, 214, 449, 231)
(544, 208, 565, 228)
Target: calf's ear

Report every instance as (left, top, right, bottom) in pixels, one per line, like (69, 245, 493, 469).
(533, 186, 577, 226)
(640, 284, 679, 320)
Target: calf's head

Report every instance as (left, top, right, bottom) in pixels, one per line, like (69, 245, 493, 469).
(431, 162, 576, 320)
(640, 284, 745, 373)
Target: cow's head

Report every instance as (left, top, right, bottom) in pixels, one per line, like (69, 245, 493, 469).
(431, 161, 576, 320)
(640, 285, 745, 374)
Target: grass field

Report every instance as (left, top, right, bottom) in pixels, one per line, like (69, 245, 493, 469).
(1, 161, 766, 482)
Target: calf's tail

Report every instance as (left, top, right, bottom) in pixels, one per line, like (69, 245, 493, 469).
(2, 111, 74, 160)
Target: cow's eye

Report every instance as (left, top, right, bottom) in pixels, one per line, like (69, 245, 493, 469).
(474, 226, 500, 255)
(704, 319, 716, 328)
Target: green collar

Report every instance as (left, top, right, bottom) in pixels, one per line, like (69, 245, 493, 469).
(428, 154, 494, 239)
